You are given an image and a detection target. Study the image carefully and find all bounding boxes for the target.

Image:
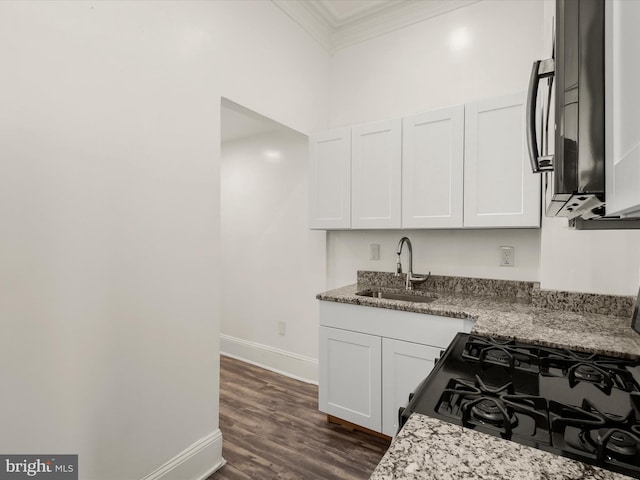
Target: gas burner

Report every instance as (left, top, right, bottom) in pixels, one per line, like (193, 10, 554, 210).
(471, 399, 507, 424)
(437, 376, 514, 418)
(551, 399, 640, 475)
(570, 428, 640, 464)
(596, 429, 640, 459)
(573, 364, 606, 383)
(569, 363, 612, 391)
(435, 376, 548, 442)
(465, 397, 517, 428)
(438, 377, 517, 438)
(541, 357, 638, 394)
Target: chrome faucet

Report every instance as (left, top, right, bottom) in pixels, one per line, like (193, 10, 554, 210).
(395, 237, 430, 290)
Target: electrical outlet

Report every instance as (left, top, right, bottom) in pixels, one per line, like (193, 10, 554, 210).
(278, 321, 286, 336)
(369, 244, 380, 261)
(500, 246, 515, 267)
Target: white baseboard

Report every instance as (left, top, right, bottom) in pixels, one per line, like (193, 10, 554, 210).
(220, 334, 318, 384)
(140, 430, 225, 480)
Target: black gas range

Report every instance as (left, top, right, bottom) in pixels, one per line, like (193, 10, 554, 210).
(400, 333, 640, 478)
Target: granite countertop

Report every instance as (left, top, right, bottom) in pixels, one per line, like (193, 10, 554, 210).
(317, 283, 640, 359)
(370, 413, 633, 480)
(317, 272, 640, 480)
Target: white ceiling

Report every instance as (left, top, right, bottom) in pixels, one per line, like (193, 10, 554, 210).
(272, 0, 480, 54)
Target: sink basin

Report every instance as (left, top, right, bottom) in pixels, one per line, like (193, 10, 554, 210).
(356, 290, 438, 303)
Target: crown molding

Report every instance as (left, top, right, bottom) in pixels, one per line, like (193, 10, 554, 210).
(272, 0, 334, 52)
(312, 0, 392, 28)
(272, 0, 481, 54)
(333, 0, 481, 52)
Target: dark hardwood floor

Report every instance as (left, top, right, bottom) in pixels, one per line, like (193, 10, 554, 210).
(209, 355, 390, 480)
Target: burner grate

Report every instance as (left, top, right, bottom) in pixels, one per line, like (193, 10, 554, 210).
(403, 333, 640, 479)
(436, 375, 549, 443)
(541, 357, 640, 394)
(550, 398, 640, 476)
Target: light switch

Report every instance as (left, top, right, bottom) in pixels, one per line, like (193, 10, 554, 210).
(369, 244, 380, 261)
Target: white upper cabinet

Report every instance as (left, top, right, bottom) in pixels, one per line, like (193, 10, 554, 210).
(605, 0, 640, 218)
(308, 128, 351, 229)
(308, 93, 541, 230)
(464, 92, 541, 228)
(351, 119, 402, 229)
(402, 106, 464, 228)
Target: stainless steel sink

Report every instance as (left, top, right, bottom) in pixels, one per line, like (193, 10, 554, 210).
(355, 290, 438, 303)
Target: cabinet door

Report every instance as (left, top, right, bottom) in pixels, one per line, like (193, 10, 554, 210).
(464, 93, 541, 228)
(381, 338, 440, 437)
(308, 128, 351, 229)
(319, 326, 382, 432)
(605, 0, 640, 217)
(402, 106, 464, 228)
(351, 119, 402, 229)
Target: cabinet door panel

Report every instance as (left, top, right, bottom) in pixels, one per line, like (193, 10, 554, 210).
(464, 93, 541, 227)
(605, 0, 640, 217)
(382, 338, 440, 437)
(309, 128, 351, 229)
(351, 119, 402, 229)
(402, 106, 464, 228)
(319, 326, 382, 431)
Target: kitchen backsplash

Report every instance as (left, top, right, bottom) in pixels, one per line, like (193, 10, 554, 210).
(357, 271, 536, 299)
(356, 270, 637, 318)
(531, 288, 636, 318)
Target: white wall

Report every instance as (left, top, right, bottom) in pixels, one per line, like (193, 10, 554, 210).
(539, 216, 640, 296)
(326, 1, 545, 289)
(221, 128, 325, 381)
(329, 0, 545, 127)
(0, 1, 329, 479)
(328, 229, 541, 289)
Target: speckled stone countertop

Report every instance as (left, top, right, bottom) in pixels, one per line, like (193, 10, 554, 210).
(370, 413, 633, 480)
(316, 283, 640, 359)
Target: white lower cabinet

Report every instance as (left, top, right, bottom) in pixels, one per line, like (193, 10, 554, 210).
(381, 338, 440, 436)
(319, 326, 382, 431)
(319, 300, 474, 437)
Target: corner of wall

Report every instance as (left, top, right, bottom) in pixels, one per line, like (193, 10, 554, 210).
(140, 431, 225, 480)
(220, 334, 319, 384)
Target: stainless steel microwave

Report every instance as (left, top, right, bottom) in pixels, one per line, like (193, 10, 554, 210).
(527, 0, 640, 229)
(527, 0, 605, 221)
